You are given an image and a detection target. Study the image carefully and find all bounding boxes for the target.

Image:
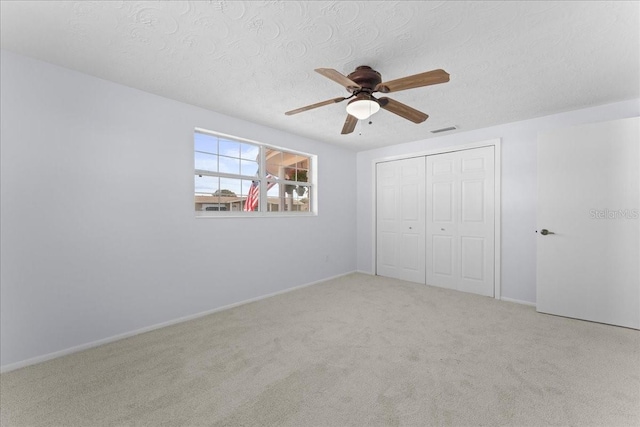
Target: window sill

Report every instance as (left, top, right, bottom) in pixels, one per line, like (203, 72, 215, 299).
(195, 212, 317, 218)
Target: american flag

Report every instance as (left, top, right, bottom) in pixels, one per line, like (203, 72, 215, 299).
(244, 174, 276, 211)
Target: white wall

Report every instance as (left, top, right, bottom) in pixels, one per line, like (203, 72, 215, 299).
(357, 99, 640, 304)
(0, 50, 357, 369)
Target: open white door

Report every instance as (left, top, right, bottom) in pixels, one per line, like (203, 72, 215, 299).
(537, 117, 639, 329)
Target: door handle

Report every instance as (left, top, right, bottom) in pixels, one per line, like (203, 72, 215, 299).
(539, 229, 555, 235)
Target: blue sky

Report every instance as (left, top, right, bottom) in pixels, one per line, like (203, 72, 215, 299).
(194, 132, 259, 196)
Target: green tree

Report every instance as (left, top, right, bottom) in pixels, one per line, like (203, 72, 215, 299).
(213, 189, 237, 197)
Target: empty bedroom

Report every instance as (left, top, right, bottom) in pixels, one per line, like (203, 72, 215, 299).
(1, 1, 638, 426)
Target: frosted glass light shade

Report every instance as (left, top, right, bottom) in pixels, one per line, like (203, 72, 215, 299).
(346, 99, 380, 120)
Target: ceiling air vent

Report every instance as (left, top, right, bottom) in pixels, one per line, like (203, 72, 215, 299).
(431, 126, 457, 134)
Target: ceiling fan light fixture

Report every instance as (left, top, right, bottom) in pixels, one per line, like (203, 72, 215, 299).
(346, 96, 380, 120)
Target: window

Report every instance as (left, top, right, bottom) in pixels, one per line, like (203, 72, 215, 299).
(194, 129, 315, 216)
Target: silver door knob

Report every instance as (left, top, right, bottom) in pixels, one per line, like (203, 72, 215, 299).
(540, 229, 555, 235)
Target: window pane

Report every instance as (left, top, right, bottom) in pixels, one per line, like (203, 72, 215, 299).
(293, 186, 311, 212)
(265, 149, 311, 181)
(241, 180, 254, 198)
(219, 177, 242, 197)
(195, 174, 218, 195)
(195, 151, 218, 172)
(195, 133, 217, 154)
(219, 139, 240, 158)
(241, 143, 259, 160)
(216, 178, 243, 212)
(244, 180, 260, 211)
(265, 149, 284, 177)
(264, 182, 309, 212)
(266, 183, 281, 212)
(195, 175, 220, 212)
(219, 156, 240, 175)
(292, 168, 308, 182)
(241, 159, 258, 176)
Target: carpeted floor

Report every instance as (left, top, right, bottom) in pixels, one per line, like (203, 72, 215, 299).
(1, 273, 638, 426)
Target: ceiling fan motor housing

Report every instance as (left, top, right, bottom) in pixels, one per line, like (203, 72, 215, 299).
(347, 66, 381, 94)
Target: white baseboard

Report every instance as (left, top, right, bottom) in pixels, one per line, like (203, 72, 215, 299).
(501, 296, 536, 307)
(356, 270, 375, 275)
(0, 271, 356, 374)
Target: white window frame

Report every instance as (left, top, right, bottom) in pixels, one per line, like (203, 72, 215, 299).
(194, 128, 317, 217)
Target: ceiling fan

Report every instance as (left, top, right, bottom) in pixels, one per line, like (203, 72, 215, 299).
(285, 66, 450, 134)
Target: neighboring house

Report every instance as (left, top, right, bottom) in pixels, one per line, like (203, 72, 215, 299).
(195, 195, 309, 212)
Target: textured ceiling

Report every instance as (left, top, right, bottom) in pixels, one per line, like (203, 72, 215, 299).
(1, 1, 639, 151)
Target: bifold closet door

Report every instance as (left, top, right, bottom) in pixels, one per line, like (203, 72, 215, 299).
(376, 157, 426, 283)
(426, 146, 495, 297)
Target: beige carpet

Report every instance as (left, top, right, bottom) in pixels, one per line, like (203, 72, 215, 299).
(1, 273, 639, 426)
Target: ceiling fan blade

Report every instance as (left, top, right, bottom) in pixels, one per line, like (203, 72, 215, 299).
(378, 97, 429, 123)
(285, 97, 347, 115)
(315, 68, 361, 91)
(341, 114, 358, 134)
(375, 69, 449, 93)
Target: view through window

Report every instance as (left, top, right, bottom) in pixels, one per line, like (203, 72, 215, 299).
(194, 130, 314, 215)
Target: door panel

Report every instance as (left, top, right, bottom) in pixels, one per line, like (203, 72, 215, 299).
(402, 184, 419, 219)
(427, 146, 495, 296)
(433, 182, 454, 221)
(377, 232, 396, 270)
(433, 236, 454, 277)
(462, 157, 484, 171)
(461, 237, 484, 280)
(376, 157, 426, 283)
(433, 159, 453, 175)
(537, 117, 639, 329)
(401, 233, 420, 272)
(379, 188, 395, 220)
(461, 180, 484, 222)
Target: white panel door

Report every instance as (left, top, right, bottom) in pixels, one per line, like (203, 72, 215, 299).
(376, 157, 426, 283)
(426, 146, 495, 296)
(537, 117, 639, 329)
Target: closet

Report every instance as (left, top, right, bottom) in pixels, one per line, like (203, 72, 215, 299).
(376, 146, 496, 297)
